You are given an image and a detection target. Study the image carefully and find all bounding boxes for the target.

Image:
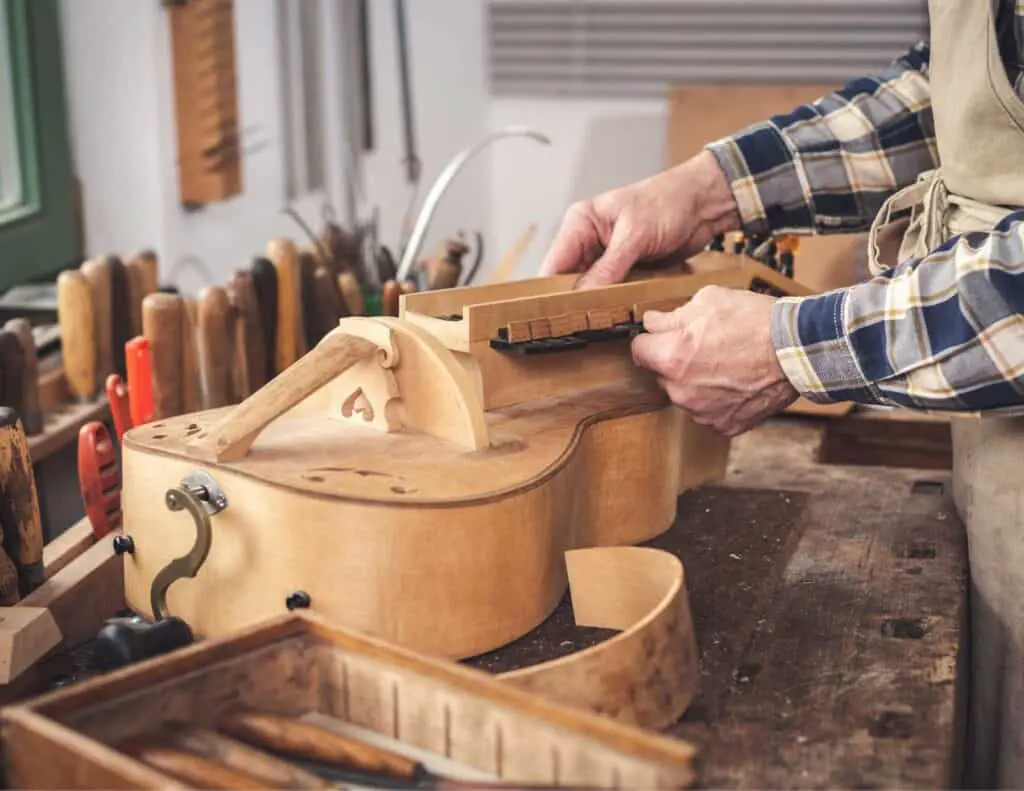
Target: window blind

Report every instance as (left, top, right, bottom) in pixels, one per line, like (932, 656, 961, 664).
(488, 0, 930, 98)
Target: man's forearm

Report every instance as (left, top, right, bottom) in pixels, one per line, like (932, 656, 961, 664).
(704, 41, 936, 239)
(770, 211, 1024, 413)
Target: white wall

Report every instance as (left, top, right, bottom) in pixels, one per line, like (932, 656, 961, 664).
(59, 0, 491, 295)
(488, 97, 669, 280)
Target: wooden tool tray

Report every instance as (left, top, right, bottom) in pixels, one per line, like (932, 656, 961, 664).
(0, 612, 696, 789)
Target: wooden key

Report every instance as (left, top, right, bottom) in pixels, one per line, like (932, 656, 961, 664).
(337, 271, 364, 316)
(197, 286, 234, 408)
(109, 256, 132, 377)
(142, 292, 185, 420)
(57, 269, 97, 401)
(181, 298, 201, 414)
(227, 271, 266, 396)
(80, 257, 114, 380)
(267, 239, 302, 373)
(0, 408, 45, 596)
(2, 319, 40, 435)
(250, 257, 278, 380)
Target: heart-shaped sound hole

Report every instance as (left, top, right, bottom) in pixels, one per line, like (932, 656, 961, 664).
(341, 387, 375, 422)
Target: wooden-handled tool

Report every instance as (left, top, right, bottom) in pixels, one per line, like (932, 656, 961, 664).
(0, 408, 44, 596)
(121, 736, 268, 790)
(299, 251, 322, 349)
(337, 272, 364, 316)
(80, 257, 114, 380)
(227, 271, 266, 398)
(216, 710, 571, 790)
(170, 729, 331, 789)
(0, 328, 25, 428)
(131, 250, 160, 296)
(3, 319, 41, 435)
(126, 253, 158, 337)
(109, 256, 133, 377)
(92, 615, 194, 672)
(426, 236, 469, 290)
(57, 268, 97, 401)
(197, 286, 235, 409)
(310, 265, 349, 343)
(267, 239, 303, 374)
(142, 292, 185, 420)
(381, 280, 401, 317)
(250, 257, 278, 380)
(181, 298, 202, 414)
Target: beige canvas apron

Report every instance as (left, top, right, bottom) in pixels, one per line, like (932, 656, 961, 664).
(866, 1, 1024, 786)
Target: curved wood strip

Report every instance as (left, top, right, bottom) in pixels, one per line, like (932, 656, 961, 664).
(499, 547, 698, 730)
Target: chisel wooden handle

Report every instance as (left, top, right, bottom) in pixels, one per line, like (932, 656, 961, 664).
(312, 266, 348, 341)
(337, 272, 364, 316)
(197, 286, 234, 408)
(267, 239, 302, 373)
(0, 545, 18, 606)
(125, 257, 150, 338)
(131, 250, 160, 295)
(250, 257, 278, 380)
(109, 256, 132, 377)
(172, 730, 331, 789)
(381, 280, 401, 317)
(57, 269, 97, 400)
(80, 258, 114, 380)
(121, 738, 268, 790)
(0, 408, 44, 596)
(0, 329, 25, 428)
(228, 271, 266, 396)
(3, 319, 41, 435)
(142, 293, 185, 419)
(217, 710, 419, 780)
(299, 251, 322, 349)
(181, 298, 201, 414)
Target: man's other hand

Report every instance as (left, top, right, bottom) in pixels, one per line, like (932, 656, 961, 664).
(630, 287, 798, 436)
(539, 151, 741, 289)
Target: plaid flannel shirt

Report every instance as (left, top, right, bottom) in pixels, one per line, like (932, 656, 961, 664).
(706, 6, 1024, 413)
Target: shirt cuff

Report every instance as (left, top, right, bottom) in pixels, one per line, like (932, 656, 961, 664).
(769, 293, 885, 406)
(705, 123, 815, 239)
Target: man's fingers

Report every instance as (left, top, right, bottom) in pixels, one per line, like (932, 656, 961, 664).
(631, 331, 680, 377)
(641, 308, 686, 333)
(539, 203, 600, 277)
(576, 221, 641, 289)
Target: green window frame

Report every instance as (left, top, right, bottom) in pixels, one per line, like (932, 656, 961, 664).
(0, 0, 77, 292)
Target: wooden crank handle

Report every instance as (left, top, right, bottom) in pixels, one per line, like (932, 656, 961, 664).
(189, 331, 378, 463)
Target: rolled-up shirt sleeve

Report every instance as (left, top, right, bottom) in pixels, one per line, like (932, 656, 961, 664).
(705, 41, 938, 238)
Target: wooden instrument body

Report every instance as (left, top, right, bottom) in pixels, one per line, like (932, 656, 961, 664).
(121, 256, 795, 658)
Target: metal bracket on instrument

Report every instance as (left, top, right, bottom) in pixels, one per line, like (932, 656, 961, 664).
(149, 472, 224, 619)
(489, 319, 646, 355)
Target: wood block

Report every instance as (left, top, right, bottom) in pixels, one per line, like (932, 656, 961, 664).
(0, 607, 61, 684)
(818, 408, 953, 471)
(548, 311, 587, 337)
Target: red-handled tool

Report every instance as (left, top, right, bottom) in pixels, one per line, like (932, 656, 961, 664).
(105, 374, 132, 443)
(126, 336, 154, 428)
(77, 422, 121, 538)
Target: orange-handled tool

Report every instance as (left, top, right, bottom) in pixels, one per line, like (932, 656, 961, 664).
(77, 422, 122, 538)
(105, 373, 132, 443)
(126, 336, 154, 428)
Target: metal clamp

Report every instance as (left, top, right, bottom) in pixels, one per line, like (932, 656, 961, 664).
(149, 472, 224, 619)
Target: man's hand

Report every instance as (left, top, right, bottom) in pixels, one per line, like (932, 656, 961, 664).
(539, 151, 741, 289)
(631, 286, 799, 436)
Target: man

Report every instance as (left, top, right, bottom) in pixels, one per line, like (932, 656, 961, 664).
(540, 1, 1024, 787)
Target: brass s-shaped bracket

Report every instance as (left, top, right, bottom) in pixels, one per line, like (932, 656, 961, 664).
(150, 483, 216, 619)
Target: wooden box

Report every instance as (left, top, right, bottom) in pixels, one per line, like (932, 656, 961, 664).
(0, 612, 696, 789)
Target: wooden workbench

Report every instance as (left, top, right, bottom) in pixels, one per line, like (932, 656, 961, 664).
(470, 416, 967, 788)
(6, 415, 967, 788)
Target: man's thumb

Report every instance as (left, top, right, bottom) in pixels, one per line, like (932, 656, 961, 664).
(641, 308, 685, 333)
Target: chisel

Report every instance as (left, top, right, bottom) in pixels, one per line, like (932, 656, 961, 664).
(80, 257, 114, 380)
(312, 266, 348, 340)
(121, 737, 268, 790)
(109, 256, 133, 377)
(337, 272, 364, 316)
(57, 269, 98, 401)
(181, 298, 202, 414)
(142, 292, 185, 419)
(267, 239, 303, 372)
(227, 271, 266, 395)
(299, 251, 322, 349)
(224, 285, 250, 403)
(197, 286, 234, 408)
(0, 328, 26, 429)
(250, 257, 278, 379)
(2, 319, 41, 435)
(131, 250, 160, 296)
(0, 408, 45, 596)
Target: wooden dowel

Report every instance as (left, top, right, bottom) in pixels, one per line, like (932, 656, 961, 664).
(57, 269, 97, 400)
(142, 292, 185, 420)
